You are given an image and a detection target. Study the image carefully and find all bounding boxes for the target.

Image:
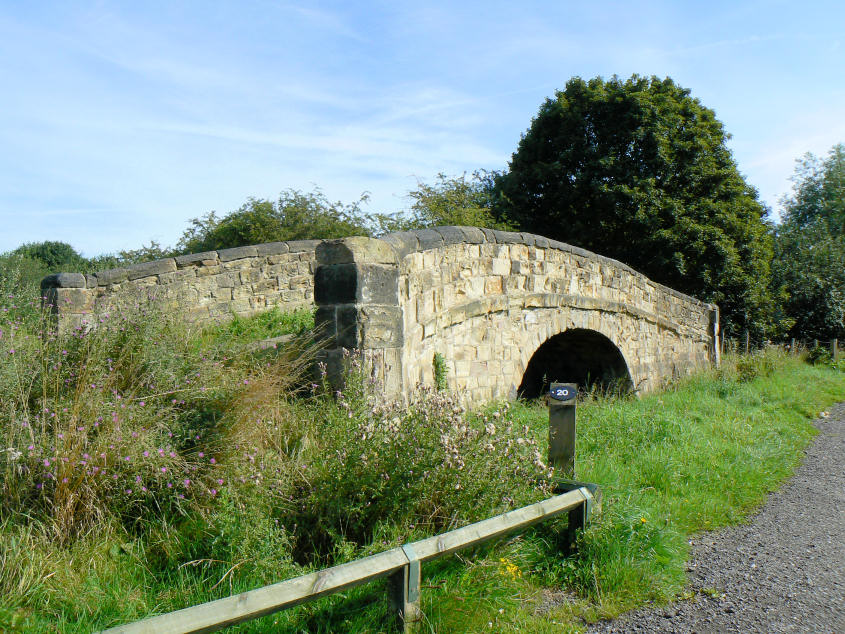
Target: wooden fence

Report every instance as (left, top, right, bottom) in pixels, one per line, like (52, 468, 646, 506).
(720, 333, 840, 360)
(102, 486, 594, 633)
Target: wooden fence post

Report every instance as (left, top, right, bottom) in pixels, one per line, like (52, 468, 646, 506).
(744, 330, 750, 354)
(832, 339, 839, 361)
(790, 338, 796, 355)
(389, 546, 422, 632)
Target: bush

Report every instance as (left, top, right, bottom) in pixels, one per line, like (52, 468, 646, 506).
(807, 344, 833, 366)
(0, 297, 246, 540)
(277, 355, 554, 563)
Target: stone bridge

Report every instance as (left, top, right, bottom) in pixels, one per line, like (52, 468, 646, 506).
(43, 227, 719, 401)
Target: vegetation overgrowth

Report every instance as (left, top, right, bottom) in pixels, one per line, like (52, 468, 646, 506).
(2, 299, 844, 632)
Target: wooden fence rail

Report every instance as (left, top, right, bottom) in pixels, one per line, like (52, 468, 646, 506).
(102, 486, 594, 634)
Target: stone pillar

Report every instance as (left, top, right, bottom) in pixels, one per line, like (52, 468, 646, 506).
(709, 304, 721, 367)
(40, 273, 96, 334)
(313, 237, 405, 397)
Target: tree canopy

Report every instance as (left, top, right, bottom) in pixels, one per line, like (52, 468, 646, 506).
(404, 171, 510, 230)
(178, 188, 375, 253)
(494, 75, 776, 337)
(772, 144, 845, 339)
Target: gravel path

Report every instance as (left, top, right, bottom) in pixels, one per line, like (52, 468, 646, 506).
(589, 403, 845, 634)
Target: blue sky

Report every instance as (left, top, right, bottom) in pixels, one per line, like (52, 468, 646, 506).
(1, 1, 843, 256)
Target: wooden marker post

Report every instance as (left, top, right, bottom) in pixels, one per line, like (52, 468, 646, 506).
(548, 383, 577, 479)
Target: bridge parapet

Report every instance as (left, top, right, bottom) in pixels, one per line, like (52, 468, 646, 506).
(41, 240, 319, 333)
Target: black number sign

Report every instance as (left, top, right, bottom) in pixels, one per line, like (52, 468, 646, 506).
(549, 385, 575, 401)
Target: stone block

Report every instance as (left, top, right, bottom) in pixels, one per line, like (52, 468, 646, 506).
(288, 275, 311, 289)
(316, 236, 398, 266)
(493, 229, 522, 244)
(50, 287, 95, 312)
(484, 277, 503, 294)
(459, 226, 486, 244)
(126, 259, 177, 281)
(313, 306, 337, 343)
(415, 228, 445, 251)
(491, 259, 510, 275)
(196, 265, 222, 278)
(41, 272, 86, 289)
(215, 273, 237, 289)
(239, 269, 262, 285)
(94, 268, 129, 286)
(175, 251, 218, 268)
(287, 239, 320, 253)
(434, 226, 467, 245)
(380, 231, 419, 260)
(218, 245, 258, 262)
(255, 242, 289, 256)
(314, 263, 398, 305)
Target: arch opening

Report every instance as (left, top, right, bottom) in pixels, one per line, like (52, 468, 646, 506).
(517, 328, 633, 399)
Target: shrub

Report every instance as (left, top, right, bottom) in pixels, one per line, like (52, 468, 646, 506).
(0, 297, 245, 540)
(278, 355, 554, 563)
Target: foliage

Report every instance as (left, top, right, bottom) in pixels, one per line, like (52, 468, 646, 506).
(88, 241, 175, 271)
(433, 352, 449, 391)
(11, 241, 87, 272)
(495, 75, 777, 338)
(178, 188, 375, 253)
(806, 343, 833, 366)
(0, 297, 239, 540)
(288, 363, 552, 561)
(199, 306, 315, 348)
(404, 171, 512, 230)
(2, 339, 845, 630)
(773, 143, 845, 340)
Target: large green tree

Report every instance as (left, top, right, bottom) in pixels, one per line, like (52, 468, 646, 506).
(773, 144, 845, 339)
(495, 75, 776, 337)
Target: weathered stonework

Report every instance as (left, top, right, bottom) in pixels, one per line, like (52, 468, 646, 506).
(316, 227, 719, 401)
(44, 227, 719, 402)
(41, 240, 319, 332)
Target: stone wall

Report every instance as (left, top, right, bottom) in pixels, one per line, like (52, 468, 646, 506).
(42, 240, 319, 332)
(315, 227, 719, 401)
(44, 226, 719, 403)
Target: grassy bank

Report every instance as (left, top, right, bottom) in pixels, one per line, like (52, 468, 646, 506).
(1, 299, 844, 632)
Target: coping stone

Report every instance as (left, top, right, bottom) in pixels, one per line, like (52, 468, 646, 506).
(218, 246, 258, 262)
(175, 251, 219, 267)
(126, 258, 177, 281)
(40, 272, 86, 289)
(255, 242, 289, 256)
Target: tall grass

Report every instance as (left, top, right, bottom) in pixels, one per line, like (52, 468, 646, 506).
(2, 309, 844, 633)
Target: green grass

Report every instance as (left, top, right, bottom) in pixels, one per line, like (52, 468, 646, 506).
(2, 342, 845, 633)
(197, 305, 315, 348)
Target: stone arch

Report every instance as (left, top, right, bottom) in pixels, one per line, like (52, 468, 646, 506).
(517, 328, 633, 399)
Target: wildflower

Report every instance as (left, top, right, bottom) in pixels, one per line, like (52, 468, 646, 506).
(641, 517, 647, 524)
